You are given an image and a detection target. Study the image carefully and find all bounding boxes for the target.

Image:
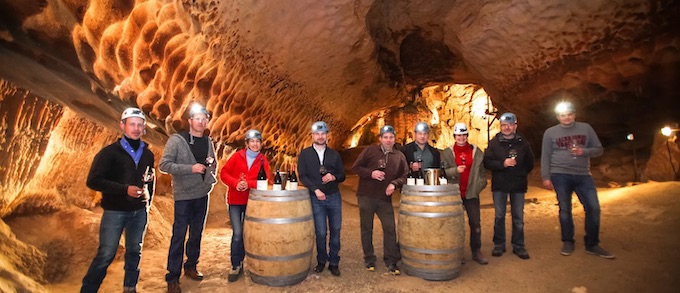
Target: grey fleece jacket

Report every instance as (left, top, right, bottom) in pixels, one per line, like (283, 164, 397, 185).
(441, 144, 487, 200)
(159, 133, 217, 201)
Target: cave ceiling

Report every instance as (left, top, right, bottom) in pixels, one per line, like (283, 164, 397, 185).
(0, 0, 678, 155)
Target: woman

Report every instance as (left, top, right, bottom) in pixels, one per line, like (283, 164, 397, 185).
(441, 122, 488, 265)
(219, 129, 270, 282)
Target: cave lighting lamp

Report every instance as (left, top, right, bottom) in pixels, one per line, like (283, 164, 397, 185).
(661, 126, 673, 137)
(626, 133, 634, 141)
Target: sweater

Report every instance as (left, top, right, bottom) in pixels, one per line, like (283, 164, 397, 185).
(541, 122, 603, 180)
(484, 132, 535, 193)
(352, 144, 409, 199)
(87, 138, 155, 211)
(219, 148, 271, 205)
(441, 144, 487, 200)
(159, 132, 217, 201)
(298, 145, 346, 195)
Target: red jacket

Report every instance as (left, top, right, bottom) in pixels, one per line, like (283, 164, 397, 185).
(220, 149, 270, 205)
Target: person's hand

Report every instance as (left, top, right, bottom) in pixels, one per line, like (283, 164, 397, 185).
(236, 180, 248, 191)
(571, 147, 584, 156)
(127, 185, 144, 198)
(192, 163, 207, 174)
(504, 158, 517, 167)
(322, 173, 335, 184)
(386, 184, 396, 196)
(315, 189, 326, 201)
(542, 179, 554, 190)
(372, 170, 385, 181)
(456, 165, 466, 174)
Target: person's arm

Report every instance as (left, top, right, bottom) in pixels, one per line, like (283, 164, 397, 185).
(524, 142, 535, 173)
(390, 153, 409, 188)
(86, 148, 128, 195)
(475, 147, 487, 189)
(159, 136, 193, 175)
(297, 150, 319, 191)
(541, 129, 554, 190)
(431, 145, 442, 168)
(331, 150, 346, 183)
(584, 124, 604, 158)
(351, 147, 373, 179)
(441, 148, 458, 179)
(219, 155, 240, 189)
(483, 142, 505, 171)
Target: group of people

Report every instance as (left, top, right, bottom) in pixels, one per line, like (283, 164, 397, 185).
(81, 100, 615, 293)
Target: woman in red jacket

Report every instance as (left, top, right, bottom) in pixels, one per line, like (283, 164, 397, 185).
(219, 129, 270, 282)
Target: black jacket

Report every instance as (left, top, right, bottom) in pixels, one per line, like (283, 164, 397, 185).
(297, 145, 346, 195)
(402, 142, 442, 169)
(87, 138, 155, 211)
(483, 132, 534, 193)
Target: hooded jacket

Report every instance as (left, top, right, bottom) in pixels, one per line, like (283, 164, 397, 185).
(219, 148, 271, 205)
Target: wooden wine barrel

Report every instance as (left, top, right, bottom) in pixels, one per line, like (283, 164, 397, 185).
(244, 188, 314, 286)
(398, 184, 465, 281)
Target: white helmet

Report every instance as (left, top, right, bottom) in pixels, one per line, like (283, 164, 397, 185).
(121, 107, 145, 122)
(311, 121, 329, 133)
(453, 122, 468, 135)
(245, 129, 262, 141)
(414, 122, 430, 133)
(555, 101, 575, 114)
(189, 103, 210, 119)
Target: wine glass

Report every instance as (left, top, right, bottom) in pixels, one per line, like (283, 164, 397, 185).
(414, 153, 423, 170)
(377, 158, 386, 171)
(569, 139, 580, 159)
(508, 149, 518, 160)
(205, 156, 215, 167)
(142, 166, 154, 183)
(320, 165, 328, 176)
(460, 153, 467, 165)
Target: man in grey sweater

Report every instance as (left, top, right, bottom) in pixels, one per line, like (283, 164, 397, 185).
(541, 101, 614, 259)
(160, 104, 218, 292)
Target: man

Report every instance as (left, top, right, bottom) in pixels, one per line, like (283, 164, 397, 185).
(351, 125, 409, 275)
(298, 121, 346, 276)
(81, 108, 155, 293)
(402, 121, 441, 175)
(541, 101, 615, 259)
(159, 103, 218, 292)
(219, 129, 270, 282)
(484, 113, 534, 260)
(441, 122, 488, 265)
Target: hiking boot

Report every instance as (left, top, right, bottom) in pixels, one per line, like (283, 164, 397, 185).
(314, 263, 325, 273)
(472, 250, 489, 265)
(365, 263, 375, 272)
(513, 247, 530, 260)
(167, 281, 181, 293)
(561, 241, 575, 256)
(586, 245, 616, 259)
(329, 265, 341, 276)
(184, 268, 203, 281)
(228, 265, 243, 282)
(491, 246, 506, 257)
(388, 264, 401, 276)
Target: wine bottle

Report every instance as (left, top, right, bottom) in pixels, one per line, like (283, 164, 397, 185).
(273, 166, 282, 191)
(439, 165, 448, 185)
(406, 169, 415, 186)
(256, 158, 268, 190)
(415, 169, 425, 186)
(287, 165, 298, 190)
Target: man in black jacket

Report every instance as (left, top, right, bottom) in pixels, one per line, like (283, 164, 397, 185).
(81, 108, 155, 293)
(483, 113, 534, 260)
(402, 122, 441, 176)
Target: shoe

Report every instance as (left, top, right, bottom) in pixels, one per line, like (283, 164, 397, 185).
(491, 246, 506, 257)
(585, 245, 616, 259)
(365, 263, 375, 272)
(472, 250, 489, 265)
(228, 265, 243, 282)
(123, 287, 136, 293)
(513, 247, 530, 259)
(184, 268, 204, 280)
(561, 241, 575, 256)
(328, 265, 341, 276)
(388, 264, 401, 276)
(314, 263, 325, 273)
(167, 281, 181, 293)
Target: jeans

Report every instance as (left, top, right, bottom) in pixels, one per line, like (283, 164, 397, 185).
(551, 174, 601, 247)
(358, 196, 400, 266)
(492, 192, 525, 250)
(81, 209, 148, 293)
(310, 190, 343, 265)
(228, 204, 246, 268)
(166, 196, 209, 282)
(462, 198, 482, 250)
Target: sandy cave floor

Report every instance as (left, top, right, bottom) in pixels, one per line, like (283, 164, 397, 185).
(37, 179, 680, 293)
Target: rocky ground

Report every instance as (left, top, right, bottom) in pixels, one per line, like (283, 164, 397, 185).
(29, 179, 680, 293)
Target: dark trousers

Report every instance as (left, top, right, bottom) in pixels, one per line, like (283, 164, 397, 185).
(228, 204, 247, 268)
(311, 191, 343, 266)
(492, 192, 525, 249)
(165, 196, 209, 282)
(552, 174, 601, 247)
(462, 198, 482, 251)
(358, 196, 400, 266)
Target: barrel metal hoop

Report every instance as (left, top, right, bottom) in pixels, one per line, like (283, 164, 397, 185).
(245, 214, 313, 224)
(248, 269, 309, 287)
(400, 200, 458, 207)
(402, 255, 459, 265)
(398, 210, 464, 218)
(400, 244, 463, 255)
(249, 194, 308, 202)
(246, 249, 312, 262)
(402, 191, 461, 198)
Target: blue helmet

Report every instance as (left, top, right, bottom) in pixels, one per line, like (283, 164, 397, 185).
(311, 121, 329, 133)
(499, 112, 517, 124)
